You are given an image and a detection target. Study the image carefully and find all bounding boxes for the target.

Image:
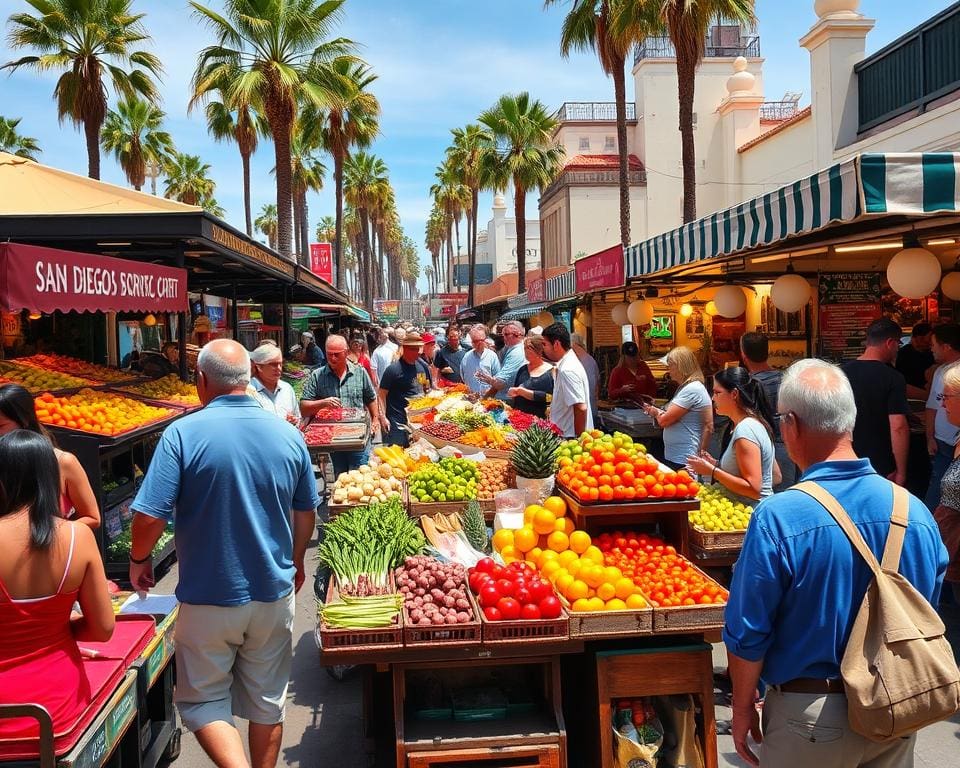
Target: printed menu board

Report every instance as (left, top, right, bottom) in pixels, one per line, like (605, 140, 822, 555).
(818, 272, 882, 362)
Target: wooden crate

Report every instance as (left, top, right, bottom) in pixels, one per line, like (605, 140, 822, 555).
(407, 743, 562, 767)
(402, 590, 482, 649)
(566, 606, 654, 639)
(327, 486, 407, 518)
(479, 609, 569, 644)
(651, 563, 726, 632)
(317, 577, 403, 652)
(688, 524, 744, 551)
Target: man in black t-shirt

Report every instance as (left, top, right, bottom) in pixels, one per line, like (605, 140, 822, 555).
(378, 332, 433, 447)
(895, 321, 934, 399)
(841, 318, 910, 484)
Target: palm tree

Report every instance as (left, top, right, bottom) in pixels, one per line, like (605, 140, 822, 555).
(623, 0, 753, 222)
(425, 208, 445, 297)
(447, 124, 492, 307)
(431, 162, 471, 294)
(344, 151, 389, 307)
(289, 110, 327, 264)
(316, 58, 380, 290)
(256, 203, 279, 249)
(4, 0, 163, 180)
(479, 92, 564, 294)
(548, 0, 648, 248)
(0, 117, 41, 159)
(191, 0, 355, 258)
(163, 152, 215, 206)
(100, 95, 174, 190)
(315, 215, 336, 243)
(201, 195, 225, 218)
(204, 92, 265, 236)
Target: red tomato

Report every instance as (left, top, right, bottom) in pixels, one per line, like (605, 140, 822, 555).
(475, 557, 496, 574)
(483, 606, 502, 621)
(496, 578, 516, 597)
(538, 596, 562, 619)
(479, 585, 501, 607)
(520, 604, 542, 620)
(468, 572, 490, 593)
(497, 597, 521, 620)
(514, 586, 533, 605)
(528, 580, 553, 603)
(490, 565, 505, 580)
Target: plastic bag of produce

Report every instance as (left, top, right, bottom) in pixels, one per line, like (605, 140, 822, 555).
(407, 439, 439, 462)
(613, 698, 664, 768)
(613, 728, 661, 768)
(459, 451, 487, 463)
(437, 445, 465, 459)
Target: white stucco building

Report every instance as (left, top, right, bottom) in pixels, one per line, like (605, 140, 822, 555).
(541, 1, 960, 266)
(474, 191, 541, 279)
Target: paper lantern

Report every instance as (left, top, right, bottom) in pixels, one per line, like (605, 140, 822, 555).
(886, 247, 941, 299)
(941, 272, 960, 301)
(705, 301, 718, 316)
(537, 311, 554, 328)
(627, 299, 654, 326)
(679, 303, 693, 317)
(611, 303, 630, 326)
(770, 273, 811, 313)
(143, 314, 157, 326)
(713, 286, 746, 318)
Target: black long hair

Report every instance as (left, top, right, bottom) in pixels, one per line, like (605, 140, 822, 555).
(714, 366, 776, 454)
(0, 430, 61, 549)
(0, 383, 44, 434)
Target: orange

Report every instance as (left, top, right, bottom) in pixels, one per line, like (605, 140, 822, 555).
(528, 546, 543, 564)
(614, 578, 636, 600)
(566, 559, 583, 577)
(547, 531, 569, 553)
(499, 544, 519, 562)
(625, 594, 648, 609)
(532, 508, 557, 535)
(596, 582, 616, 601)
(541, 560, 561, 579)
(524, 504, 545, 525)
(567, 579, 589, 601)
(491, 528, 514, 552)
(571, 598, 592, 613)
(555, 572, 575, 594)
(513, 527, 537, 553)
(604, 598, 627, 611)
(555, 517, 576, 536)
(586, 597, 606, 612)
(569, 530, 591, 554)
(557, 550, 579, 568)
(542, 495, 567, 517)
(583, 545, 604, 564)
(603, 566, 623, 584)
(582, 564, 605, 589)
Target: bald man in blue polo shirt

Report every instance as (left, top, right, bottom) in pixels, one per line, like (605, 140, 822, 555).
(129, 339, 319, 768)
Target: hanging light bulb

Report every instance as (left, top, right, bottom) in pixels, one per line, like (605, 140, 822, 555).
(143, 314, 157, 327)
(679, 303, 693, 317)
(28, 311, 42, 320)
(705, 301, 718, 316)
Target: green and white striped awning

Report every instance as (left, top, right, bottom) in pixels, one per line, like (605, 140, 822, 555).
(625, 153, 960, 278)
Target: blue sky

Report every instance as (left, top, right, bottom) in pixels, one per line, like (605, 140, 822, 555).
(0, 0, 951, 292)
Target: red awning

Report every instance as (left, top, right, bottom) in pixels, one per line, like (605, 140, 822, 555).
(0, 242, 188, 314)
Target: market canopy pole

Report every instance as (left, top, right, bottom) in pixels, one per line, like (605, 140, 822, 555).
(176, 249, 187, 381)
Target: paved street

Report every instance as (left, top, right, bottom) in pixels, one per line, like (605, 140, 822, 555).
(156, 541, 960, 768)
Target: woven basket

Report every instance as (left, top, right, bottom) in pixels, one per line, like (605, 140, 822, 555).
(688, 525, 745, 551)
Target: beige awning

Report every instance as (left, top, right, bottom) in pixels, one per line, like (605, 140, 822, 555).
(0, 152, 201, 215)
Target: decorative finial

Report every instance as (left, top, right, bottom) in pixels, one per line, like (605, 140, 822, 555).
(814, 0, 861, 19)
(726, 57, 755, 95)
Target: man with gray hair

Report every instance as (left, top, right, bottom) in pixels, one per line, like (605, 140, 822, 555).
(571, 332, 600, 418)
(461, 323, 500, 395)
(724, 359, 947, 768)
(476, 320, 525, 400)
(129, 339, 319, 768)
(249, 342, 300, 422)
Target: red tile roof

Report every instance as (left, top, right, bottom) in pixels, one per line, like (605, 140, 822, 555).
(563, 154, 644, 171)
(738, 106, 812, 153)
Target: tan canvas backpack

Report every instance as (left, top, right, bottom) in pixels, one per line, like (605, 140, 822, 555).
(794, 481, 960, 741)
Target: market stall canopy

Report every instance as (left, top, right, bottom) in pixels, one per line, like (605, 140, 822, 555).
(625, 153, 960, 278)
(500, 302, 549, 321)
(0, 242, 187, 314)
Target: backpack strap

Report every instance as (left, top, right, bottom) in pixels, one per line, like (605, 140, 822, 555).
(880, 485, 910, 574)
(793, 481, 882, 574)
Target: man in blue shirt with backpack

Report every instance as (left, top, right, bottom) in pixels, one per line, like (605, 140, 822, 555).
(724, 358, 947, 768)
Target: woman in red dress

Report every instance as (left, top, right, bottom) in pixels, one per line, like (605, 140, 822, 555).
(0, 430, 114, 744)
(608, 342, 657, 403)
(348, 336, 377, 387)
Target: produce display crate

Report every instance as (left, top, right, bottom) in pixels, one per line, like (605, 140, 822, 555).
(565, 604, 654, 639)
(327, 486, 408, 519)
(478, 607, 569, 645)
(408, 499, 472, 518)
(402, 589, 482, 649)
(688, 525, 745, 551)
(317, 576, 404, 652)
(651, 564, 726, 632)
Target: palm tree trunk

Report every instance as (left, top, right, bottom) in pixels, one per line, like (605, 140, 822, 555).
(242, 151, 253, 236)
(292, 200, 302, 264)
(613, 51, 630, 248)
(84, 119, 101, 180)
(515, 179, 527, 294)
(453, 215, 461, 292)
(300, 192, 310, 268)
(378, 230, 386, 298)
(273, 123, 294, 258)
(677, 54, 698, 223)
(334, 152, 345, 289)
(469, 188, 479, 306)
(446, 223, 454, 293)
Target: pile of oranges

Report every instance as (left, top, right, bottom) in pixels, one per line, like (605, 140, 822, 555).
(555, 432, 699, 503)
(34, 389, 174, 436)
(491, 496, 648, 613)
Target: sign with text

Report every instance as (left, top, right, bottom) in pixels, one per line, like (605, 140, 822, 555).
(575, 245, 624, 292)
(527, 277, 546, 303)
(309, 242, 333, 283)
(374, 299, 400, 322)
(818, 272, 883, 362)
(0, 242, 187, 314)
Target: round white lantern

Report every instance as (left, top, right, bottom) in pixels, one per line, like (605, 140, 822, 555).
(941, 272, 960, 301)
(611, 303, 630, 326)
(770, 273, 811, 313)
(537, 311, 555, 328)
(714, 286, 747, 318)
(886, 247, 942, 299)
(679, 303, 693, 317)
(705, 301, 718, 316)
(627, 299, 654, 326)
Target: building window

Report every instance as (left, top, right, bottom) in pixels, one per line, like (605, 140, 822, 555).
(604, 136, 615, 151)
(578, 136, 590, 151)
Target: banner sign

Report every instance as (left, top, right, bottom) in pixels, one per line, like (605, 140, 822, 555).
(309, 242, 333, 282)
(0, 242, 187, 314)
(527, 277, 546, 303)
(575, 244, 624, 292)
(818, 272, 883, 361)
(374, 299, 400, 322)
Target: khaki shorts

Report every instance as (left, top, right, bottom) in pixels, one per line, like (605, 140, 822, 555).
(174, 591, 296, 731)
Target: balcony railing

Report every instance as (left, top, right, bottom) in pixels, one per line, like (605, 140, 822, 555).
(760, 101, 801, 121)
(855, 1, 960, 133)
(554, 102, 636, 122)
(635, 31, 760, 63)
(542, 168, 647, 200)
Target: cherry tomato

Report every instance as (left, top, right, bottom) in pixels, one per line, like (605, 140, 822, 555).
(497, 597, 521, 620)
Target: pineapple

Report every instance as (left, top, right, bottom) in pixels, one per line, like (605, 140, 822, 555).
(460, 500, 488, 553)
(510, 424, 561, 480)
